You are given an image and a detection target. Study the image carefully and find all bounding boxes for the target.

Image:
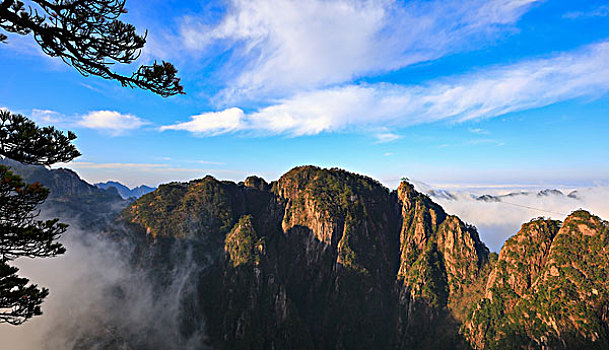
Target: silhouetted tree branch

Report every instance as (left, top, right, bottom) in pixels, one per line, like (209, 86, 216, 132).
(0, 0, 184, 97)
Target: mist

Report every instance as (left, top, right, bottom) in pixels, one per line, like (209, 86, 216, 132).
(427, 186, 609, 252)
(0, 218, 209, 350)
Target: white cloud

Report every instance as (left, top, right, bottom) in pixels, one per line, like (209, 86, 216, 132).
(563, 5, 609, 19)
(159, 108, 244, 135)
(432, 186, 609, 252)
(78, 110, 149, 135)
(31, 109, 62, 124)
(468, 128, 489, 135)
(179, 0, 539, 101)
(162, 40, 609, 136)
(375, 132, 401, 143)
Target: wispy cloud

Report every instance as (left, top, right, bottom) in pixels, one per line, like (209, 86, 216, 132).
(64, 161, 234, 174)
(468, 128, 490, 135)
(159, 108, 243, 135)
(375, 132, 401, 143)
(2, 107, 64, 125)
(4, 108, 150, 136)
(78, 110, 149, 136)
(30, 109, 63, 124)
(2, 34, 64, 67)
(162, 40, 609, 136)
(66, 162, 173, 169)
(563, 5, 609, 19)
(178, 0, 538, 101)
(468, 139, 505, 146)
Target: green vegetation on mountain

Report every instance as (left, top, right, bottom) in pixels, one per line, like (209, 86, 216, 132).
(276, 166, 395, 274)
(465, 211, 609, 349)
(225, 215, 265, 267)
(125, 176, 237, 239)
(121, 166, 493, 349)
(13, 162, 609, 350)
(393, 180, 490, 349)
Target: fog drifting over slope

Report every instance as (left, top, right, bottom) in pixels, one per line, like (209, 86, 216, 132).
(0, 223, 207, 350)
(414, 183, 609, 252)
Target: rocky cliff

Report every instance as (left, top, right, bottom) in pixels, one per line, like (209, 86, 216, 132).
(0, 158, 126, 230)
(464, 211, 609, 349)
(394, 181, 490, 349)
(123, 166, 491, 349)
(8, 161, 608, 349)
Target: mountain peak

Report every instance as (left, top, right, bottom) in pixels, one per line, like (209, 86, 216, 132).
(96, 181, 155, 199)
(465, 209, 609, 348)
(243, 175, 269, 191)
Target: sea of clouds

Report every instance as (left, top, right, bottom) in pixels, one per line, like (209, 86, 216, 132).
(414, 183, 609, 252)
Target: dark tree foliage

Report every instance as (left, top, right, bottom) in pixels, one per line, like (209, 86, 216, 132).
(0, 262, 49, 325)
(0, 166, 66, 261)
(0, 110, 81, 165)
(0, 0, 184, 97)
(0, 110, 79, 325)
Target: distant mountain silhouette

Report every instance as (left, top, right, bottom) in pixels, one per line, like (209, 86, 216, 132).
(95, 181, 155, 199)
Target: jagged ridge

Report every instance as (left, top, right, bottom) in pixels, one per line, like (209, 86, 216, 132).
(8, 161, 607, 350)
(124, 165, 490, 349)
(464, 211, 609, 349)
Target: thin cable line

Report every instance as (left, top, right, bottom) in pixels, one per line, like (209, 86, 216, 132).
(498, 200, 568, 216)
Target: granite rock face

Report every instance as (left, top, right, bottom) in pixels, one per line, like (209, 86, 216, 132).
(464, 211, 609, 349)
(124, 166, 491, 349)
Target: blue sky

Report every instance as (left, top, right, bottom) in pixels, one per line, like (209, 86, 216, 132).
(1, 0, 608, 188)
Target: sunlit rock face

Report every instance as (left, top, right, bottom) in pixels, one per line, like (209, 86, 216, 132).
(122, 166, 492, 349)
(464, 211, 609, 349)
